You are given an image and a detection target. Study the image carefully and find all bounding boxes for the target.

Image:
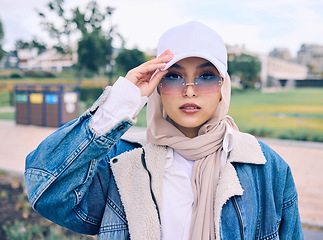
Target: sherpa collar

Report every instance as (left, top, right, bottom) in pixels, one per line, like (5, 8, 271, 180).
(121, 129, 267, 165)
(112, 130, 266, 240)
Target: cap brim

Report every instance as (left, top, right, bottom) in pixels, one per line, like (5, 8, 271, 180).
(162, 51, 227, 78)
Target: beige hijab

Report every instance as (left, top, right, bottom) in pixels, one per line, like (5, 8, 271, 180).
(147, 72, 238, 239)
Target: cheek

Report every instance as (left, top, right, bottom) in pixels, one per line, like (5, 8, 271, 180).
(160, 96, 175, 114)
(205, 95, 221, 115)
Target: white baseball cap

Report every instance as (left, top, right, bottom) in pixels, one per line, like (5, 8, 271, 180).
(157, 21, 227, 78)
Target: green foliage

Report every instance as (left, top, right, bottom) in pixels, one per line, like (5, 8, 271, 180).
(0, 70, 56, 79)
(0, 48, 5, 62)
(0, 17, 6, 61)
(0, 18, 3, 41)
(73, 2, 107, 35)
(15, 39, 46, 54)
(2, 221, 92, 240)
(228, 54, 261, 89)
(115, 48, 147, 74)
(10, 73, 23, 78)
(2, 222, 43, 240)
(72, 2, 115, 76)
(77, 32, 112, 73)
(39, 0, 120, 77)
(24, 71, 56, 78)
(79, 87, 103, 108)
(38, 0, 73, 52)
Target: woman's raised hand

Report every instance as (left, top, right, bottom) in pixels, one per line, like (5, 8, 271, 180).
(125, 50, 173, 97)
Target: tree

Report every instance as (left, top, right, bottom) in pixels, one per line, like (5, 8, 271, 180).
(77, 31, 112, 73)
(72, 2, 114, 78)
(38, 0, 120, 79)
(115, 48, 147, 74)
(0, 17, 6, 61)
(15, 39, 46, 54)
(38, 0, 73, 53)
(228, 54, 261, 89)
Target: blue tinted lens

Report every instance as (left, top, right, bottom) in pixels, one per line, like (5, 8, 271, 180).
(158, 78, 186, 95)
(158, 76, 222, 95)
(194, 76, 222, 93)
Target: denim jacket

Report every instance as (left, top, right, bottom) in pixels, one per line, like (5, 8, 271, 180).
(24, 108, 303, 239)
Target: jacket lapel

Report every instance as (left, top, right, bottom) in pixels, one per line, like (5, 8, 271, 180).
(110, 141, 166, 240)
(214, 130, 267, 238)
(143, 143, 167, 212)
(214, 162, 244, 238)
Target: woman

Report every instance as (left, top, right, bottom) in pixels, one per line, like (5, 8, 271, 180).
(25, 21, 303, 239)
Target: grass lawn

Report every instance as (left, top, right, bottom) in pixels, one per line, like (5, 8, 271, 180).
(0, 112, 15, 120)
(228, 88, 323, 141)
(135, 88, 323, 142)
(0, 92, 11, 107)
(1, 88, 323, 142)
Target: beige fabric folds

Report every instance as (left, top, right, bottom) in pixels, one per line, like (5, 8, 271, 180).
(147, 73, 238, 239)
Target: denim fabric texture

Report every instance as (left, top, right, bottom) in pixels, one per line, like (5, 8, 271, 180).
(24, 109, 303, 240)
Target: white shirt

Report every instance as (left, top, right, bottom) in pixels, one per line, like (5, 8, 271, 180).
(91, 77, 235, 240)
(161, 124, 234, 240)
(91, 77, 148, 135)
(161, 148, 194, 240)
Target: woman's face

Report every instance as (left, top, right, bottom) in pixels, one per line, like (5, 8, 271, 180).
(160, 57, 223, 138)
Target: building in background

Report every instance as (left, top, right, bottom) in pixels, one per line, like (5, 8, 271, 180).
(1, 42, 322, 89)
(227, 44, 308, 88)
(269, 48, 292, 61)
(258, 55, 308, 88)
(297, 44, 323, 75)
(17, 48, 76, 72)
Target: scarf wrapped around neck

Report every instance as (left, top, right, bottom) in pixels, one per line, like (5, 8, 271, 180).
(146, 73, 238, 239)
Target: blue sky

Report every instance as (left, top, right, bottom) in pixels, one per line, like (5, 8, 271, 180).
(0, 0, 322, 56)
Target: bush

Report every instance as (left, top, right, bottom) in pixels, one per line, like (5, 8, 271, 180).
(0, 70, 24, 79)
(231, 87, 251, 95)
(24, 70, 56, 78)
(2, 222, 43, 240)
(241, 127, 323, 142)
(10, 73, 23, 78)
(0, 170, 96, 240)
(242, 127, 273, 138)
(80, 87, 104, 108)
(2, 221, 93, 240)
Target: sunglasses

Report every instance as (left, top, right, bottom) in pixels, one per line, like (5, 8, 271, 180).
(157, 75, 223, 95)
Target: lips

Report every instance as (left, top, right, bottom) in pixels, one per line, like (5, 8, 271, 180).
(179, 103, 201, 114)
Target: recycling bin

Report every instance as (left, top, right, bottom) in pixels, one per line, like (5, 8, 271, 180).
(15, 84, 80, 127)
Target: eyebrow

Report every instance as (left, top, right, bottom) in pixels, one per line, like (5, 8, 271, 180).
(169, 61, 215, 70)
(198, 62, 214, 69)
(169, 63, 183, 69)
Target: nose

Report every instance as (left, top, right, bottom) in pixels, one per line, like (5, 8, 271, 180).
(183, 82, 197, 97)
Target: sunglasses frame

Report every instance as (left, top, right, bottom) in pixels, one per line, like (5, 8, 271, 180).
(157, 75, 223, 95)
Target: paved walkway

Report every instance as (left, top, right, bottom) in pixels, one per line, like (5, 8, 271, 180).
(257, 137, 323, 229)
(1, 120, 323, 230)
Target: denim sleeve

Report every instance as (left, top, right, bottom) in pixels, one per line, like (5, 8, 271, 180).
(24, 110, 133, 235)
(279, 166, 304, 240)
